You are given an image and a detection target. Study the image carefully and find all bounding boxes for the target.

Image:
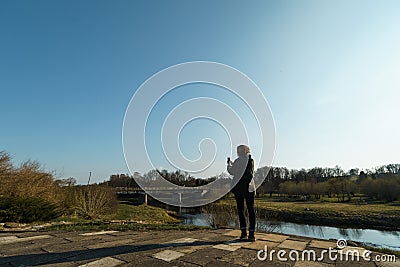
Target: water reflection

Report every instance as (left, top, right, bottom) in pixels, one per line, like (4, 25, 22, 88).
(338, 228, 363, 239)
(182, 213, 400, 251)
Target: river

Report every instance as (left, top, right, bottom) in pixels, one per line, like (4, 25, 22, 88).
(182, 213, 400, 251)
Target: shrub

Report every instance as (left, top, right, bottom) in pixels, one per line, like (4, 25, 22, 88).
(201, 200, 277, 232)
(0, 152, 58, 202)
(0, 196, 61, 223)
(202, 201, 237, 228)
(73, 185, 118, 219)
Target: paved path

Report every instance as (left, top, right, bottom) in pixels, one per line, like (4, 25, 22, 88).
(0, 229, 398, 266)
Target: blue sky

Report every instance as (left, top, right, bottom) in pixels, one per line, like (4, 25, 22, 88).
(1, 0, 399, 184)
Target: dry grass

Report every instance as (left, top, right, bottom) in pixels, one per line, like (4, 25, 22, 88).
(254, 200, 400, 217)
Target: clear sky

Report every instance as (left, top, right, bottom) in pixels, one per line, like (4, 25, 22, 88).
(1, 0, 399, 184)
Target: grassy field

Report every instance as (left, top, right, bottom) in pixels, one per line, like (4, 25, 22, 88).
(101, 204, 180, 224)
(44, 204, 208, 231)
(255, 199, 400, 215)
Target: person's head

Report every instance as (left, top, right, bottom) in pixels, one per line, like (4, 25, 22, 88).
(237, 145, 250, 157)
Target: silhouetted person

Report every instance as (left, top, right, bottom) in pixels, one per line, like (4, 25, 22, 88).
(227, 145, 256, 241)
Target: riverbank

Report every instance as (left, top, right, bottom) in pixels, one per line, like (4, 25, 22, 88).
(3, 199, 399, 232)
(215, 198, 400, 231)
(0, 204, 207, 232)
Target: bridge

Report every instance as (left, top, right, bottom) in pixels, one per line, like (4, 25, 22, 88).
(114, 187, 210, 210)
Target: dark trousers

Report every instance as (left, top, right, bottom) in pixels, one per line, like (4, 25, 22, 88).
(235, 192, 256, 232)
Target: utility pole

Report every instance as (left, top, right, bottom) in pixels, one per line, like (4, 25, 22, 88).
(87, 171, 92, 185)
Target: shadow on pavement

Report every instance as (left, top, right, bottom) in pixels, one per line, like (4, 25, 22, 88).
(0, 239, 242, 266)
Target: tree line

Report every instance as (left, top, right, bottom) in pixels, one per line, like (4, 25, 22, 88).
(2, 149, 398, 206)
(256, 164, 400, 202)
(104, 169, 216, 189)
(105, 164, 400, 202)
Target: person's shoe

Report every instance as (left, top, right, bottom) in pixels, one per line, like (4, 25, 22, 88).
(240, 230, 247, 240)
(248, 232, 256, 242)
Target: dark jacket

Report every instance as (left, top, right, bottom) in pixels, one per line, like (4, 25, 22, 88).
(228, 154, 254, 197)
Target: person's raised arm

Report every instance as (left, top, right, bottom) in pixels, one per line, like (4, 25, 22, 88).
(227, 157, 246, 177)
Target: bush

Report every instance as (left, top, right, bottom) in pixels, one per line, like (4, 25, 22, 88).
(201, 200, 278, 232)
(0, 151, 58, 202)
(0, 196, 61, 223)
(73, 185, 118, 219)
(202, 201, 237, 228)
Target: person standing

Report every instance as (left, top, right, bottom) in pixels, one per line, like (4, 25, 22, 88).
(227, 145, 256, 241)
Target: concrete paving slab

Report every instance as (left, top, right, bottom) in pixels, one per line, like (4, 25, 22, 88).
(78, 256, 125, 267)
(309, 240, 337, 250)
(80, 231, 119, 236)
(337, 246, 367, 255)
(41, 242, 91, 253)
(242, 240, 280, 251)
(125, 234, 189, 247)
(166, 237, 198, 244)
(278, 240, 307, 251)
(257, 233, 289, 243)
(56, 245, 136, 264)
(213, 229, 236, 234)
(302, 247, 336, 264)
(225, 240, 251, 247)
(213, 244, 240, 251)
(220, 248, 258, 266)
(175, 244, 210, 254)
(196, 232, 234, 243)
(0, 250, 45, 265)
(152, 249, 185, 262)
(0, 234, 53, 244)
(2, 238, 72, 256)
(3, 250, 85, 266)
(107, 233, 153, 242)
(223, 230, 241, 237)
(0, 241, 32, 253)
(0, 236, 18, 243)
(112, 247, 166, 263)
(30, 236, 71, 245)
(65, 234, 121, 243)
(13, 231, 55, 237)
(287, 236, 313, 242)
(84, 239, 137, 249)
(179, 247, 231, 265)
(50, 231, 82, 237)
